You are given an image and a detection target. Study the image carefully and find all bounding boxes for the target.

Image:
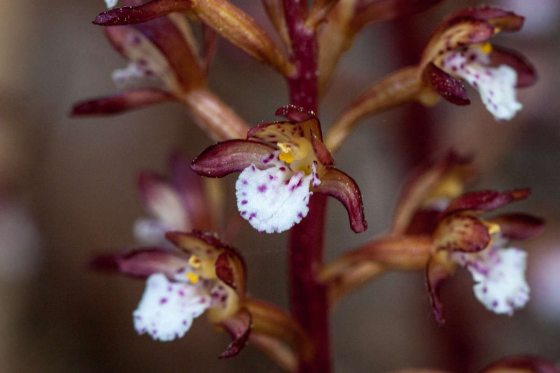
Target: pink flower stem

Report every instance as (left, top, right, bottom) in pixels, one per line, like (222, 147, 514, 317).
(282, 1, 331, 372)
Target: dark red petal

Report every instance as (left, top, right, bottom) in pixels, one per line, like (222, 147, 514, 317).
(425, 251, 455, 325)
(434, 215, 491, 253)
(90, 248, 186, 279)
(71, 89, 174, 116)
(423, 63, 470, 105)
(191, 140, 275, 178)
(480, 355, 559, 373)
(314, 168, 367, 233)
(490, 213, 545, 240)
(444, 189, 530, 216)
(449, 6, 524, 32)
(94, 0, 191, 26)
(169, 152, 214, 230)
(219, 308, 252, 359)
(275, 104, 317, 122)
(490, 45, 537, 88)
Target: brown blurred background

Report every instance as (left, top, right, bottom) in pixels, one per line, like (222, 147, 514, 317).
(1, 0, 559, 372)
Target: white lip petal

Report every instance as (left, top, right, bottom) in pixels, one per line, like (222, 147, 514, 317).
(133, 273, 210, 342)
(235, 161, 317, 234)
(454, 247, 529, 315)
(105, 0, 118, 8)
(440, 46, 522, 121)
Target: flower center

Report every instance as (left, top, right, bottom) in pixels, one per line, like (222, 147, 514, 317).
(277, 138, 314, 173)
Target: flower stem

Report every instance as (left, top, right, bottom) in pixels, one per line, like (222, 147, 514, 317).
(282, 1, 331, 372)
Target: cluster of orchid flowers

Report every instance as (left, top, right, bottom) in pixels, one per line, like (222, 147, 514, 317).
(74, 0, 557, 371)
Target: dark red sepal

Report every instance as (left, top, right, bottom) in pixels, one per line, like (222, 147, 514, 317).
(490, 213, 545, 240)
(219, 308, 252, 359)
(215, 252, 236, 290)
(191, 140, 276, 178)
(444, 188, 530, 216)
(314, 168, 367, 233)
(71, 90, 174, 116)
(425, 251, 455, 325)
(275, 104, 317, 122)
(94, 0, 191, 26)
(423, 63, 470, 105)
(90, 248, 186, 279)
(490, 45, 538, 88)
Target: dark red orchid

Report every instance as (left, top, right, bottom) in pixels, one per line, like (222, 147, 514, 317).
(94, 230, 250, 355)
(73, 3, 205, 116)
(419, 6, 537, 120)
(191, 106, 367, 234)
(321, 153, 544, 322)
(134, 152, 217, 246)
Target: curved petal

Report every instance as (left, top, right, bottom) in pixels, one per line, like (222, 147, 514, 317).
(219, 307, 252, 358)
(94, 0, 191, 26)
(448, 7, 524, 32)
(489, 213, 545, 240)
(191, 140, 276, 178)
(421, 19, 494, 68)
(425, 251, 456, 325)
(275, 104, 317, 123)
(314, 168, 367, 233)
(434, 215, 491, 253)
(215, 251, 247, 294)
(91, 248, 187, 278)
(490, 45, 537, 88)
(423, 63, 470, 105)
(443, 189, 530, 216)
(71, 89, 174, 116)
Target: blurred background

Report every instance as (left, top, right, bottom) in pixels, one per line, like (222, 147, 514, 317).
(0, 0, 559, 372)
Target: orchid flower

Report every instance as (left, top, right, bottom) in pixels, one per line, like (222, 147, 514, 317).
(420, 6, 537, 120)
(191, 106, 367, 234)
(134, 152, 216, 246)
(93, 231, 251, 354)
(321, 153, 544, 322)
(72, 1, 248, 140)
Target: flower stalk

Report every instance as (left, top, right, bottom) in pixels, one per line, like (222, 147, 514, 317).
(282, 1, 331, 372)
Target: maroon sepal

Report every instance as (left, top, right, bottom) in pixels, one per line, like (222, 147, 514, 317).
(480, 355, 560, 373)
(215, 252, 236, 290)
(191, 140, 276, 178)
(423, 63, 470, 105)
(443, 189, 530, 216)
(425, 252, 454, 325)
(219, 308, 252, 359)
(71, 89, 174, 116)
(90, 248, 186, 279)
(490, 45, 537, 88)
(94, 0, 191, 26)
(314, 168, 367, 233)
(448, 6, 524, 32)
(490, 213, 545, 240)
(275, 104, 317, 123)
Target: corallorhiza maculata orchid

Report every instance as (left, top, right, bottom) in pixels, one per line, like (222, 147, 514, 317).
(322, 153, 544, 323)
(134, 152, 217, 246)
(419, 6, 537, 121)
(191, 105, 367, 234)
(94, 231, 249, 350)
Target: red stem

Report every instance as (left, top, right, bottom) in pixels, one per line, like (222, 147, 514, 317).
(282, 1, 331, 372)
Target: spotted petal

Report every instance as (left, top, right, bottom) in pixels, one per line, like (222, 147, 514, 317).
(133, 273, 210, 341)
(235, 162, 316, 233)
(452, 247, 529, 315)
